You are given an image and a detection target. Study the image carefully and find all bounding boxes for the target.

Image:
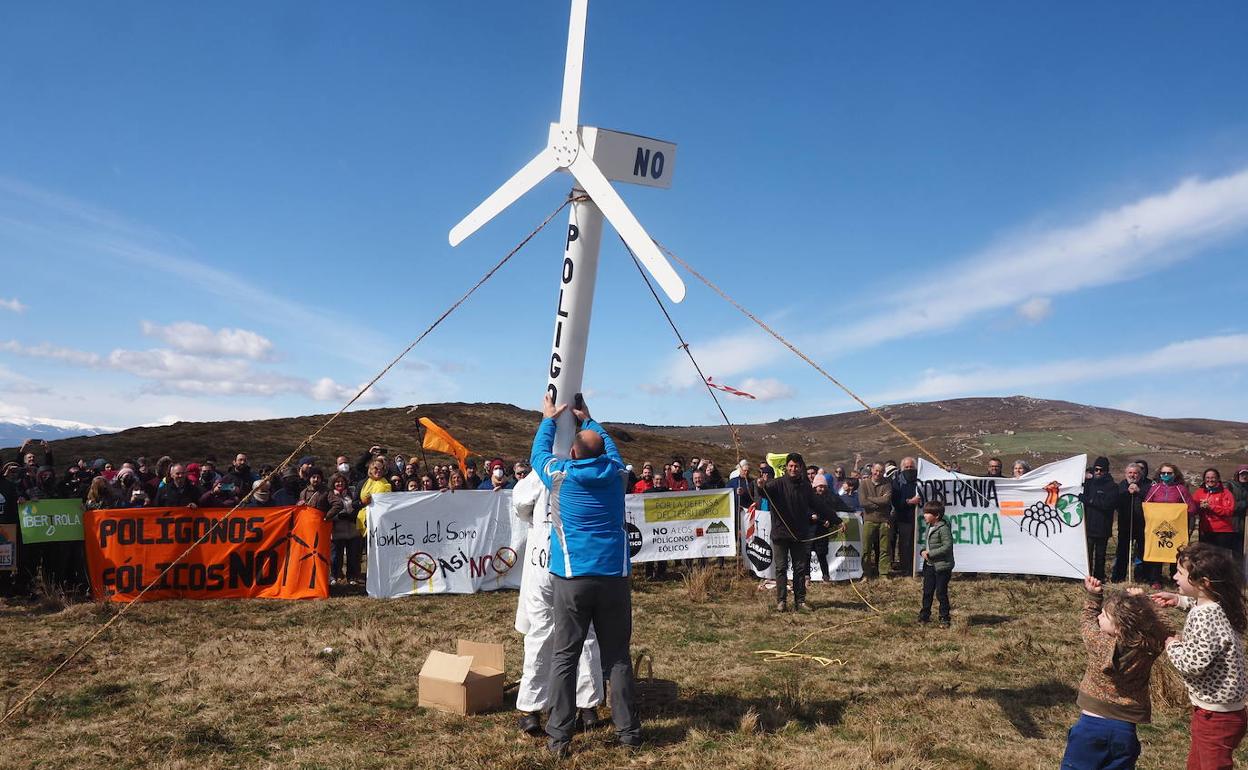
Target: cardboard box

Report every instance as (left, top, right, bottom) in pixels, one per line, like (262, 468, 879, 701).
(418, 640, 505, 715)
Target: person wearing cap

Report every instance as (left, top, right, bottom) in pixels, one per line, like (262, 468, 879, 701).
(1079, 457, 1120, 582)
(463, 459, 483, 490)
(1230, 464, 1248, 559)
(809, 473, 838, 581)
(479, 458, 508, 490)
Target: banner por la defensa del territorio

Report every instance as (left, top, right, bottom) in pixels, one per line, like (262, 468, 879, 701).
(914, 455, 1088, 579)
(84, 506, 331, 602)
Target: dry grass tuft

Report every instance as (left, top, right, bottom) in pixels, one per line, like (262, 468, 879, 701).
(737, 707, 759, 734)
(682, 564, 737, 603)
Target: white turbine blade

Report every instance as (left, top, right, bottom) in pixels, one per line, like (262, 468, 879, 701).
(449, 147, 560, 246)
(559, 0, 588, 127)
(570, 154, 686, 303)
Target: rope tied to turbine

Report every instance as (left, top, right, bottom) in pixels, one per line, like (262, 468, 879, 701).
(0, 196, 574, 726)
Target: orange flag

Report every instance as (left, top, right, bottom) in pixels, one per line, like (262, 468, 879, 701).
(418, 417, 473, 477)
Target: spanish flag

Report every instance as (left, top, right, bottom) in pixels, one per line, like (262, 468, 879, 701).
(418, 417, 473, 478)
(1143, 502, 1189, 564)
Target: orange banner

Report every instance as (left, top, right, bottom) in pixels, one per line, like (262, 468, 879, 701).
(83, 506, 331, 602)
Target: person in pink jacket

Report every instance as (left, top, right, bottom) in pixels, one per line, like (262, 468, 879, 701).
(1144, 463, 1196, 583)
(1194, 468, 1238, 553)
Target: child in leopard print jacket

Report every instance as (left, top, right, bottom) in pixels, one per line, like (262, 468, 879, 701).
(1153, 542, 1248, 769)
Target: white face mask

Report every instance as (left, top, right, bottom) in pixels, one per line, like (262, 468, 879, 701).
(492, 468, 504, 480)
(337, 463, 350, 474)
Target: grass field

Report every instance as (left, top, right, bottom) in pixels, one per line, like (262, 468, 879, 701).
(0, 569, 1217, 769)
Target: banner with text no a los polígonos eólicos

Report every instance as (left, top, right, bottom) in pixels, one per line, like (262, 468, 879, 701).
(915, 455, 1088, 579)
(366, 490, 526, 598)
(625, 489, 736, 563)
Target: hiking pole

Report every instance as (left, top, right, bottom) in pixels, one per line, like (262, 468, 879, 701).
(1128, 492, 1136, 584)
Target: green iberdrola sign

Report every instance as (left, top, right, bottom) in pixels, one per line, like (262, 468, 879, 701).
(19, 499, 85, 543)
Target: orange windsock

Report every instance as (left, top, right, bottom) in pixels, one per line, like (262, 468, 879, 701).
(418, 417, 472, 478)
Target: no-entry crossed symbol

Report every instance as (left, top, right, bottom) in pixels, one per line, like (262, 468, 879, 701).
(407, 551, 437, 582)
(491, 546, 518, 575)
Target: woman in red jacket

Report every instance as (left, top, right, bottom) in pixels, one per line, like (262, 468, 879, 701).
(1193, 468, 1237, 553)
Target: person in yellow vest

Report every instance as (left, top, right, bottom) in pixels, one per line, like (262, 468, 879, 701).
(356, 457, 392, 537)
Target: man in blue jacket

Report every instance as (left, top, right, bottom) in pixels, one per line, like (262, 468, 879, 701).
(531, 393, 640, 755)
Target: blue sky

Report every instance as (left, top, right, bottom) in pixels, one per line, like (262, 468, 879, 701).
(2, 1, 1248, 431)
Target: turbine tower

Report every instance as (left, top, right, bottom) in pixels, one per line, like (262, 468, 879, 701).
(449, 0, 684, 457)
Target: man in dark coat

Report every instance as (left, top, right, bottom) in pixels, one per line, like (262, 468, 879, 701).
(1112, 462, 1154, 584)
(1079, 456, 1119, 581)
(758, 452, 851, 612)
(890, 457, 921, 576)
(154, 463, 201, 507)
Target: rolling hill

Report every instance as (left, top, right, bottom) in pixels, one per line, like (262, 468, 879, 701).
(5, 396, 1247, 479)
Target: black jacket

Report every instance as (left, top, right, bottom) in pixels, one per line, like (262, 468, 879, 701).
(891, 473, 920, 525)
(155, 481, 201, 507)
(761, 474, 850, 541)
(1116, 477, 1153, 542)
(1080, 475, 1120, 539)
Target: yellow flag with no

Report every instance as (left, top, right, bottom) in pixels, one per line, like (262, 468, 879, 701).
(1143, 502, 1189, 563)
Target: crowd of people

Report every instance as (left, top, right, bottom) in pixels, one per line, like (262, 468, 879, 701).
(3, 435, 1248, 600)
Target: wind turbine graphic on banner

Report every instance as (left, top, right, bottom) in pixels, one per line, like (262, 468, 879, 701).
(449, 0, 685, 458)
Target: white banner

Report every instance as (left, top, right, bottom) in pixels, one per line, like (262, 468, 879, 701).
(625, 489, 737, 563)
(915, 455, 1088, 579)
(741, 501, 865, 581)
(367, 489, 738, 597)
(367, 491, 526, 597)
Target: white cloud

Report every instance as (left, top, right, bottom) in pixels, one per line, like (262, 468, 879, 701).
(140, 321, 274, 361)
(660, 167, 1248, 385)
(1016, 297, 1052, 323)
(868, 332, 1248, 403)
(0, 335, 387, 406)
(0, 340, 101, 367)
(0, 298, 25, 313)
(735, 377, 795, 402)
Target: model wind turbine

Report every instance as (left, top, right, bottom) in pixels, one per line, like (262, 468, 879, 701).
(449, 0, 684, 457)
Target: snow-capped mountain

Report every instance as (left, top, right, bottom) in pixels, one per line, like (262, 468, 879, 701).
(0, 415, 119, 449)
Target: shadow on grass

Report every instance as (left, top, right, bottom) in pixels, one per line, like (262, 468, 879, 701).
(965, 613, 1013, 626)
(641, 689, 850, 747)
(973, 680, 1076, 738)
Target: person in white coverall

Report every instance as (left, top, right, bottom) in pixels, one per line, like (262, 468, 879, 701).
(512, 469, 604, 736)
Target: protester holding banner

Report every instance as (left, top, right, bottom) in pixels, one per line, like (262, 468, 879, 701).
(530, 393, 641, 754)
(1114, 463, 1155, 585)
(1080, 457, 1120, 582)
(356, 458, 392, 537)
(891, 457, 920, 577)
(758, 452, 850, 611)
(1193, 469, 1237, 554)
(154, 464, 200, 507)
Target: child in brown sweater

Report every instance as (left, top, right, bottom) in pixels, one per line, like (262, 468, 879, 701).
(1061, 575, 1171, 769)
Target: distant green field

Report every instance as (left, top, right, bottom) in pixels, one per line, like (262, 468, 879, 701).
(977, 430, 1148, 457)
